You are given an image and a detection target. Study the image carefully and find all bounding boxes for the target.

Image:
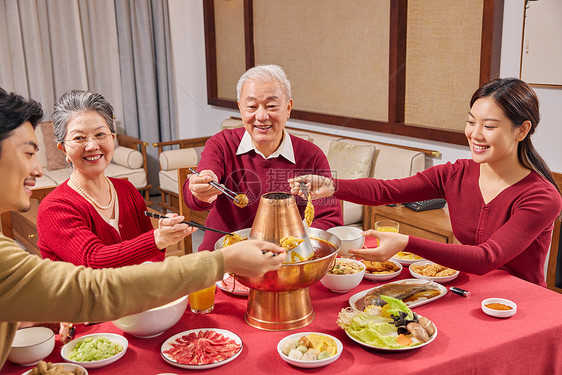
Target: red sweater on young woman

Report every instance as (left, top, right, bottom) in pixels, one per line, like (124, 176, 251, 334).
(38, 178, 164, 268)
(335, 159, 562, 286)
(183, 127, 343, 251)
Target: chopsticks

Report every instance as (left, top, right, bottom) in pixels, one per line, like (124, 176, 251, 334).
(299, 181, 310, 201)
(188, 168, 243, 205)
(144, 211, 233, 236)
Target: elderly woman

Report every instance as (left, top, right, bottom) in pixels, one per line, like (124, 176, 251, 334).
(184, 65, 343, 251)
(37, 90, 193, 267)
(291, 78, 562, 287)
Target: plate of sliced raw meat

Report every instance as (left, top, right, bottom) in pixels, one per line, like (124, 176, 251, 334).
(160, 328, 243, 369)
(216, 273, 250, 296)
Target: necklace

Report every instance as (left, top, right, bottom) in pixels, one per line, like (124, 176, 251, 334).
(70, 176, 114, 210)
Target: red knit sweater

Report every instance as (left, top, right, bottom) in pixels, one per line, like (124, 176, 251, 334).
(335, 159, 562, 286)
(38, 178, 163, 268)
(183, 128, 343, 251)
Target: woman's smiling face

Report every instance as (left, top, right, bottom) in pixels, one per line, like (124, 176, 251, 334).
(465, 97, 527, 166)
(60, 111, 114, 179)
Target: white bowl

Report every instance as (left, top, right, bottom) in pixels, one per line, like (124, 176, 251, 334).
(112, 295, 188, 338)
(481, 298, 517, 318)
(320, 258, 365, 293)
(363, 259, 403, 281)
(409, 260, 459, 283)
(8, 327, 55, 366)
(327, 226, 365, 257)
(61, 333, 128, 369)
(277, 332, 342, 368)
(22, 363, 88, 375)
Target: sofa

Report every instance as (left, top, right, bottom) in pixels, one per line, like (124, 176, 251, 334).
(153, 117, 433, 230)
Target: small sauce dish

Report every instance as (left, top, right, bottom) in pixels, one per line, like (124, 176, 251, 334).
(481, 298, 517, 318)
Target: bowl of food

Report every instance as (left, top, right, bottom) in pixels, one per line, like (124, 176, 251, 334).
(409, 261, 459, 283)
(481, 298, 517, 318)
(362, 259, 403, 281)
(278, 332, 342, 368)
(61, 333, 128, 369)
(320, 258, 365, 293)
(112, 295, 187, 338)
(327, 226, 365, 257)
(391, 251, 424, 265)
(22, 361, 88, 375)
(8, 327, 55, 366)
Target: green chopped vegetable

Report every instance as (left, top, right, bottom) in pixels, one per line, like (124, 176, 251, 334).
(381, 295, 414, 320)
(68, 337, 123, 362)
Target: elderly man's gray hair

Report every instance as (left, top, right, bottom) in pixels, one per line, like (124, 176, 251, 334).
(236, 65, 292, 101)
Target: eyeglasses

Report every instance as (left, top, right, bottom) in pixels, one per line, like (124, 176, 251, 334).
(63, 132, 114, 147)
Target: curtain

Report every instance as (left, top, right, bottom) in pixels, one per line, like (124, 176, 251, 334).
(114, 0, 177, 193)
(0, 0, 177, 193)
(0, 0, 124, 121)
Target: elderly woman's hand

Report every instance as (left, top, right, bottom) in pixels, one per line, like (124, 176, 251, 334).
(349, 229, 409, 261)
(222, 240, 286, 278)
(288, 174, 335, 199)
(153, 213, 197, 250)
(188, 169, 220, 203)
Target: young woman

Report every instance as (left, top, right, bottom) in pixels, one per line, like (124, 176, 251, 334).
(290, 78, 562, 287)
(38, 90, 194, 267)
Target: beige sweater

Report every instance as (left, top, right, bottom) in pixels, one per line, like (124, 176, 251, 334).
(0, 235, 224, 368)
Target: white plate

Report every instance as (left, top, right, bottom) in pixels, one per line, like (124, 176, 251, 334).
(61, 333, 127, 369)
(363, 259, 403, 281)
(344, 317, 438, 351)
(481, 298, 517, 318)
(216, 274, 250, 296)
(409, 260, 460, 283)
(161, 328, 242, 370)
(277, 332, 342, 368)
(348, 279, 447, 310)
(21, 363, 88, 375)
(390, 252, 425, 265)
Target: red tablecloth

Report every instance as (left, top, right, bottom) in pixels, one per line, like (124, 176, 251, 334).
(3, 242, 562, 374)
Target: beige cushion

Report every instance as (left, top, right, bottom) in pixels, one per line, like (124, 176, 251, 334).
(33, 175, 59, 189)
(35, 126, 48, 169)
(105, 163, 147, 189)
(159, 169, 180, 194)
(221, 118, 244, 129)
(286, 129, 311, 142)
(159, 148, 198, 171)
(343, 201, 363, 225)
(327, 139, 376, 179)
(372, 144, 424, 179)
(40, 122, 69, 171)
(112, 146, 144, 169)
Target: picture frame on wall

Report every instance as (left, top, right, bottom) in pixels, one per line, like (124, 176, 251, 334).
(520, 0, 562, 87)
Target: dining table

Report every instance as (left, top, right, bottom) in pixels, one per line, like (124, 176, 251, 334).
(3, 237, 562, 374)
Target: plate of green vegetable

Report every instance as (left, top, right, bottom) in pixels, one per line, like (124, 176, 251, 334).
(61, 333, 128, 369)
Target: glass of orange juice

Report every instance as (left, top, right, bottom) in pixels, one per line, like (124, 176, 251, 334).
(374, 220, 399, 233)
(189, 284, 216, 314)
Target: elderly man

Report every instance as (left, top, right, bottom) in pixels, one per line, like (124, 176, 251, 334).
(184, 65, 343, 250)
(0, 88, 285, 368)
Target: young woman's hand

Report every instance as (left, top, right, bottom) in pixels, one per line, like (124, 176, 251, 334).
(288, 174, 335, 199)
(349, 229, 409, 261)
(222, 240, 286, 277)
(153, 213, 197, 250)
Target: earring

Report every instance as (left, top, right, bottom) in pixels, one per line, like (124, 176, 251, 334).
(65, 156, 70, 163)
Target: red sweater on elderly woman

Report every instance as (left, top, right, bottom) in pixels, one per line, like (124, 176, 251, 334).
(183, 127, 343, 252)
(38, 178, 163, 268)
(334, 159, 562, 287)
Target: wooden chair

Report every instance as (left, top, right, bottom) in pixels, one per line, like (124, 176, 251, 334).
(178, 167, 195, 254)
(546, 172, 562, 293)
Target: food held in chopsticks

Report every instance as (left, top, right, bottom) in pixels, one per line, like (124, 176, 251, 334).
(304, 194, 314, 227)
(281, 334, 337, 361)
(337, 296, 437, 349)
(223, 233, 247, 247)
(362, 260, 401, 274)
(410, 263, 457, 277)
(360, 280, 441, 308)
(234, 193, 249, 208)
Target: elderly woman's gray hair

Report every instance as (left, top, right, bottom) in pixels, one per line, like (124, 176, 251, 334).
(52, 90, 115, 143)
(236, 65, 292, 101)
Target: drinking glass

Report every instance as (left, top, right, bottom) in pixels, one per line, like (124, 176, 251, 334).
(189, 285, 216, 314)
(374, 220, 400, 233)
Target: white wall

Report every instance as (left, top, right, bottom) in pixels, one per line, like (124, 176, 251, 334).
(168, 1, 562, 171)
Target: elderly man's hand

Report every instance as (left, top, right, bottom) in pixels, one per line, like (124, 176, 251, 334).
(288, 174, 335, 199)
(189, 169, 220, 203)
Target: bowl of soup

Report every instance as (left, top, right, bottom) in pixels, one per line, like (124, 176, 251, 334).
(320, 258, 365, 293)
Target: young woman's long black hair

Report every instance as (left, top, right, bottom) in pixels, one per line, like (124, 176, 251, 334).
(470, 78, 560, 194)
